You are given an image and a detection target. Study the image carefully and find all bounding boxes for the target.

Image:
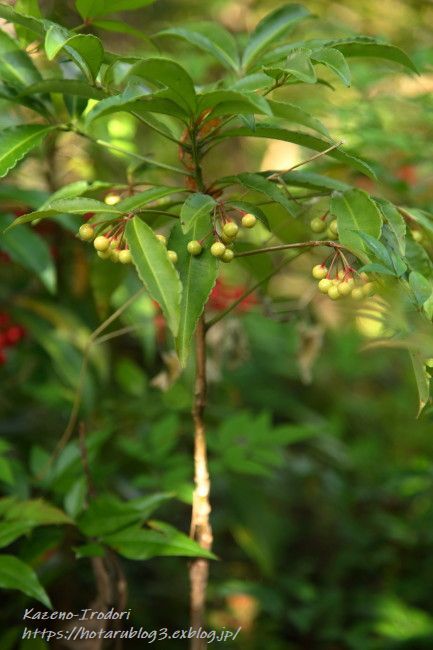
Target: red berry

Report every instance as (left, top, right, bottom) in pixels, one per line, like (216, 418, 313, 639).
(5, 326, 23, 346)
(0, 349, 6, 365)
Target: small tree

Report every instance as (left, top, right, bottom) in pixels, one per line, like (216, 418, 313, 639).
(0, 2, 431, 647)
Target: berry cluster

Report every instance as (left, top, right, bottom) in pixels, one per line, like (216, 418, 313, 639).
(310, 214, 338, 239)
(0, 312, 25, 366)
(312, 263, 375, 301)
(78, 222, 133, 264)
(187, 212, 257, 263)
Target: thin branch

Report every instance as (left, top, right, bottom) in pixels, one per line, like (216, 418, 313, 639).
(267, 140, 344, 180)
(234, 240, 344, 258)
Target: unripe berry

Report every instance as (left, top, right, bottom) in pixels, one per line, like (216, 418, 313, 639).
(167, 250, 178, 264)
(318, 278, 332, 293)
(338, 281, 353, 296)
(312, 264, 328, 280)
(351, 287, 364, 300)
(157, 234, 167, 247)
(97, 250, 111, 260)
(110, 238, 119, 249)
(94, 236, 110, 252)
(187, 240, 202, 256)
(110, 249, 120, 263)
(310, 217, 326, 233)
(241, 213, 257, 229)
(362, 282, 375, 297)
(412, 230, 423, 243)
(326, 227, 335, 239)
(329, 219, 338, 236)
(221, 249, 234, 263)
(328, 285, 341, 300)
(210, 242, 226, 257)
(221, 233, 233, 245)
(119, 249, 132, 264)
(78, 224, 94, 241)
(223, 222, 239, 238)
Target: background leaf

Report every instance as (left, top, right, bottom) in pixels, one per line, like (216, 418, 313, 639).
(0, 124, 54, 178)
(331, 189, 382, 257)
(0, 555, 52, 608)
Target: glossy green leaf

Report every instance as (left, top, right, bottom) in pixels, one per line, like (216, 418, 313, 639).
(359, 262, 396, 277)
(0, 555, 52, 608)
(409, 272, 432, 307)
(85, 83, 186, 124)
(128, 58, 197, 115)
(0, 29, 42, 89)
(215, 126, 375, 178)
(117, 186, 185, 213)
(45, 26, 103, 82)
(410, 350, 430, 416)
(157, 23, 240, 72)
(198, 90, 271, 117)
(0, 215, 56, 293)
(21, 79, 106, 100)
(356, 231, 393, 268)
(331, 189, 382, 258)
(311, 47, 351, 86)
(2, 497, 72, 526)
(169, 219, 217, 365)
(266, 48, 317, 84)
(0, 124, 54, 178)
(11, 197, 121, 227)
(230, 172, 296, 215)
(329, 37, 418, 74)
(268, 99, 329, 137)
(0, 522, 32, 549)
(126, 217, 182, 336)
(0, 5, 45, 36)
(279, 170, 350, 192)
(103, 520, 216, 560)
(76, 0, 155, 19)
(179, 193, 216, 234)
(242, 3, 311, 69)
(78, 493, 171, 536)
(378, 200, 406, 256)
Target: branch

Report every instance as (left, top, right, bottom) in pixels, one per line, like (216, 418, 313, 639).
(267, 140, 344, 180)
(234, 240, 344, 258)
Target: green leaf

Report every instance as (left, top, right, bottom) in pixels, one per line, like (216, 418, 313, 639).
(242, 3, 311, 70)
(0, 124, 55, 178)
(78, 493, 171, 537)
(410, 350, 430, 416)
(85, 83, 187, 124)
(21, 79, 106, 100)
(198, 90, 271, 117)
(117, 186, 185, 213)
(231, 172, 296, 215)
(329, 37, 418, 74)
(226, 200, 270, 230)
(0, 522, 32, 549)
(266, 48, 317, 84)
(311, 47, 351, 86)
(157, 23, 240, 72)
(268, 99, 329, 137)
(409, 272, 432, 307)
(128, 58, 197, 115)
(359, 262, 396, 277)
(2, 498, 73, 526)
(103, 521, 216, 560)
(169, 220, 217, 365)
(400, 206, 433, 238)
(0, 29, 42, 89)
(92, 20, 150, 40)
(0, 5, 45, 37)
(76, 0, 155, 19)
(126, 217, 182, 337)
(356, 231, 392, 268)
(11, 197, 122, 227)
(378, 200, 406, 256)
(0, 215, 56, 293)
(215, 126, 375, 178)
(0, 555, 52, 608)
(45, 26, 103, 82)
(180, 193, 216, 234)
(279, 170, 350, 192)
(331, 189, 382, 257)
(406, 239, 433, 277)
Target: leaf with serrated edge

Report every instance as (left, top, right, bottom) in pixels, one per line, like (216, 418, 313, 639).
(0, 555, 52, 608)
(126, 217, 181, 336)
(180, 193, 216, 234)
(0, 125, 55, 179)
(331, 189, 382, 258)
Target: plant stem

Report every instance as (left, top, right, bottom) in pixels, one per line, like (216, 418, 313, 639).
(189, 315, 212, 650)
(234, 240, 343, 257)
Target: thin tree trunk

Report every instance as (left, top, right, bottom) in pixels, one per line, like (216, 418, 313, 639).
(189, 315, 213, 649)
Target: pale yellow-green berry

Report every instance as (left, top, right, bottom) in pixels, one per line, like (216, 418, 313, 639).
(223, 222, 239, 238)
(312, 264, 328, 280)
(97, 250, 111, 260)
(338, 281, 353, 296)
(221, 249, 234, 263)
(119, 249, 132, 264)
(351, 287, 364, 300)
(78, 224, 94, 241)
(318, 278, 333, 294)
(210, 242, 226, 257)
(157, 234, 167, 247)
(167, 250, 178, 264)
(328, 285, 341, 300)
(241, 213, 257, 229)
(187, 240, 202, 256)
(310, 217, 326, 233)
(94, 236, 110, 252)
(329, 219, 338, 236)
